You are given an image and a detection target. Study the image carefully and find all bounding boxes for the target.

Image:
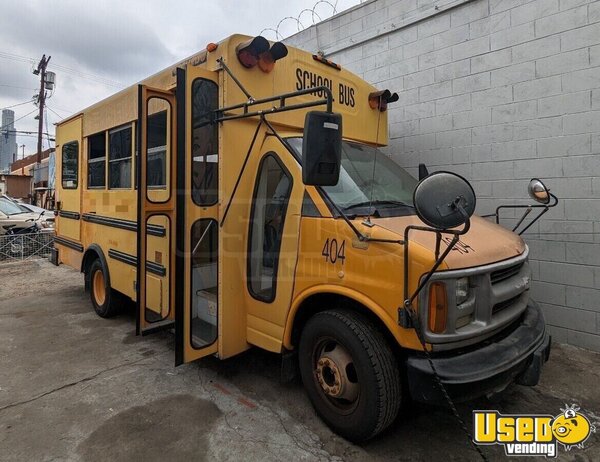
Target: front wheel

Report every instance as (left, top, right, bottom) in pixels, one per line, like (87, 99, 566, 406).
(298, 309, 401, 442)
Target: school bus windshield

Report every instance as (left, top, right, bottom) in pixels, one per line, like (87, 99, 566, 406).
(287, 138, 418, 215)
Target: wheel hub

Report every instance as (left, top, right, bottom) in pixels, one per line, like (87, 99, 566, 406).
(315, 344, 359, 402)
(93, 270, 106, 305)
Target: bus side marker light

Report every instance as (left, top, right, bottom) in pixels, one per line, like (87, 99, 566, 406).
(428, 281, 448, 334)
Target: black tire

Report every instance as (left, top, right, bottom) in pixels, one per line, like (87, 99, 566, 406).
(89, 259, 121, 318)
(298, 309, 401, 442)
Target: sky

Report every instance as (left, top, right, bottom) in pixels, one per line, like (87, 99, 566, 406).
(0, 0, 362, 158)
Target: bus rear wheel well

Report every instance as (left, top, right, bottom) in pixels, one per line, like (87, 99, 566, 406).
(290, 293, 402, 358)
(81, 245, 109, 292)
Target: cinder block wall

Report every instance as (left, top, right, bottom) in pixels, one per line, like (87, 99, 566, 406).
(286, 0, 600, 351)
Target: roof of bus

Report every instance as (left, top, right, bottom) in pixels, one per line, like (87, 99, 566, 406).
(58, 34, 388, 146)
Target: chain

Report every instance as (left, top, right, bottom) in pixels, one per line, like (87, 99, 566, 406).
(406, 303, 489, 461)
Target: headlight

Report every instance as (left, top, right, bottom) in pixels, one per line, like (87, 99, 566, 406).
(455, 277, 470, 305)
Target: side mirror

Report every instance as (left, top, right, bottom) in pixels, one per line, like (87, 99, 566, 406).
(413, 171, 476, 229)
(400, 171, 476, 328)
(302, 111, 342, 186)
(418, 163, 429, 180)
(528, 178, 550, 204)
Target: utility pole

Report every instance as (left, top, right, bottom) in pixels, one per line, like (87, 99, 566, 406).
(20, 144, 25, 160)
(34, 54, 51, 164)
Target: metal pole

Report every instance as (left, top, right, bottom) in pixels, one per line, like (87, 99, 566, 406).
(36, 55, 50, 165)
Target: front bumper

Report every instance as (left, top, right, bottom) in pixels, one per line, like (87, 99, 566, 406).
(406, 300, 550, 403)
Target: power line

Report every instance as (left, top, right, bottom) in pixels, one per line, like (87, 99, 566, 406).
(46, 105, 64, 120)
(46, 104, 74, 114)
(44, 109, 55, 148)
(49, 62, 123, 88)
(0, 51, 35, 65)
(0, 50, 124, 89)
(0, 108, 38, 132)
(13, 130, 53, 136)
(0, 84, 37, 91)
(0, 99, 35, 111)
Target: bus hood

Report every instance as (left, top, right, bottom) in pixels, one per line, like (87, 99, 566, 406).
(372, 215, 526, 270)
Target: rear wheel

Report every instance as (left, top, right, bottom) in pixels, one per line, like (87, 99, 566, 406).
(89, 259, 121, 318)
(298, 309, 401, 442)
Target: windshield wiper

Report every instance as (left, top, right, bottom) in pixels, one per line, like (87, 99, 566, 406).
(342, 200, 414, 211)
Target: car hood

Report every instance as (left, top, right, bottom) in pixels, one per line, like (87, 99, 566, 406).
(371, 215, 526, 270)
(3, 212, 40, 221)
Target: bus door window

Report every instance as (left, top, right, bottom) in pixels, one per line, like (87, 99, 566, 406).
(248, 154, 292, 302)
(146, 97, 171, 202)
(190, 219, 218, 348)
(191, 79, 218, 206)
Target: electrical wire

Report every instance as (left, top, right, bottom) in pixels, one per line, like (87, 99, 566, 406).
(47, 105, 75, 114)
(0, 99, 35, 111)
(0, 108, 38, 132)
(44, 109, 55, 148)
(48, 62, 123, 88)
(0, 84, 37, 91)
(0, 50, 123, 89)
(0, 51, 35, 65)
(46, 106, 64, 120)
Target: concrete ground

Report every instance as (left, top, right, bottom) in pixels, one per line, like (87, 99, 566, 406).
(1, 260, 599, 462)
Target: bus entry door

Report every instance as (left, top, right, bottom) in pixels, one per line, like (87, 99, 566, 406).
(175, 65, 220, 365)
(137, 86, 177, 335)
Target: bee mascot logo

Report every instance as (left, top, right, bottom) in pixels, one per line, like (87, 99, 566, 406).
(473, 404, 596, 457)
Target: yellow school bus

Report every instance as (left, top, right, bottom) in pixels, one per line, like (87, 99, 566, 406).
(53, 34, 552, 441)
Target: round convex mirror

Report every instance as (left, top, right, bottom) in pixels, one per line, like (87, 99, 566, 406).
(528, 178, 550, 204)
(413, 171, 476, 229)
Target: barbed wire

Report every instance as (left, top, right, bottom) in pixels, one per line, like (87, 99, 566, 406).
(260, 0, 368, 41)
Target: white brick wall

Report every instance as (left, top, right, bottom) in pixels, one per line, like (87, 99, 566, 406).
(286, 0, 600, 351)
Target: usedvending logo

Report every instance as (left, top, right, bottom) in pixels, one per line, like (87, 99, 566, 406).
(473, 404, 596, 457)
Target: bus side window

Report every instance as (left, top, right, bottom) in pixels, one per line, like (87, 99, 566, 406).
(248, 154, 292, 302)
(62, 141, 79, 189)
(191, 79, 218, 206)
(87, 132, 106, 188)
(108, 124, 132, 189)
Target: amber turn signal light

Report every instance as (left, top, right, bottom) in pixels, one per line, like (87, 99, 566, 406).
(428, 282, 447, 334)
(368, 89, 399, 112)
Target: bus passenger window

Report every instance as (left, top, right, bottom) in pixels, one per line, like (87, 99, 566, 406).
(191, 79, 218, 206)
(62, 141, 79, 189)
(88, 132, 106, 188)
(248, 154, 292, 302)
(108, 125, 132, 189)
(190, 219, 218, 348)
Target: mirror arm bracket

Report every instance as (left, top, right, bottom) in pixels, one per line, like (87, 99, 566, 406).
(400, 201, 471, 328)
(493, 192, 558, 234)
